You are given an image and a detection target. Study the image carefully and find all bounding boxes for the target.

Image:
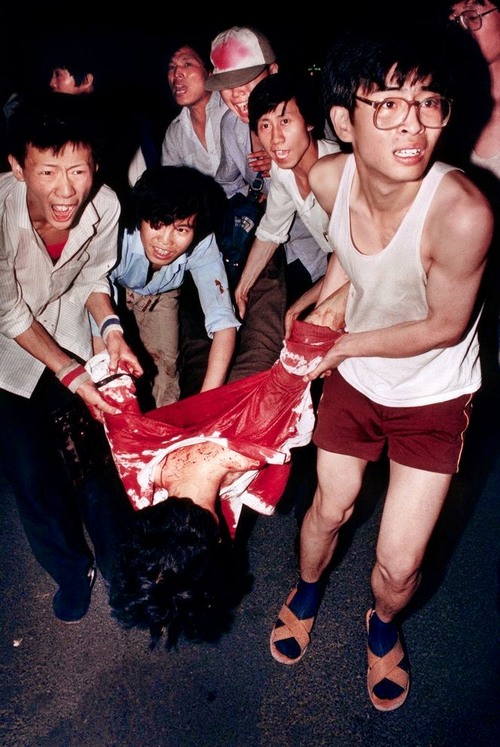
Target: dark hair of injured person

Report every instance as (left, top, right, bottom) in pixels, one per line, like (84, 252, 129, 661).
(108, 497, 253, 649)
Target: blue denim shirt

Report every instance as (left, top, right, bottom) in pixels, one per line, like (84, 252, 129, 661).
(109, 229, 240, 338)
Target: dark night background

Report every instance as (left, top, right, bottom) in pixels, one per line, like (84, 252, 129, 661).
(0, 4, 450, 110)
(1, 2, 474, 182)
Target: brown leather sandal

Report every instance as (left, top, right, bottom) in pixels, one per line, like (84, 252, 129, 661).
(366, 609, 410, 711)
(270, 587, 315, 665)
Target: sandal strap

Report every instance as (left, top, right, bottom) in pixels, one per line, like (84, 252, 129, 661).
(273, 603, 314, 649)
(367, 638, 408, 690)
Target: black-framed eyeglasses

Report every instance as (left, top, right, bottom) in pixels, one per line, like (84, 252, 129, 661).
(355, 95, 452, 130)
(450, 6, 498, 31)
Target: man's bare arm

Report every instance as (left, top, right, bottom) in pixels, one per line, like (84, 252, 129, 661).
(201, 327, 237, 392)
(15, 321, 120, 418)
(86, 291, 143, 379)
(306, 176, 493, 380)
(305, 280, 350, 331)
(234, 238, 279, 318)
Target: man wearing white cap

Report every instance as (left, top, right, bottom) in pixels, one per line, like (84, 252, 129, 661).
(206, 26, 328, 381)
(205, 26, 278, 195)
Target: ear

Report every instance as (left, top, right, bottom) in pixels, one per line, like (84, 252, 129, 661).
(81, 73, 94, 92)
(306, 124, 314, 132)
(269, 62, 279, 75)
(8, 155, 25, 182)
(330, 106, 353, 143)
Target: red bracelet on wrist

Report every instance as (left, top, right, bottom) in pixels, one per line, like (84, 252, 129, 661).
(56, 360, 91, 393)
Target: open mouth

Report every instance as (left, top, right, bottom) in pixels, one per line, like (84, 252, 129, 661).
(52, 205, 76, 222)
(394, 148, 422, 158)
(152, 247, 173, 261)
(234, 101, 248, 116)
(273, 150, 290, 161)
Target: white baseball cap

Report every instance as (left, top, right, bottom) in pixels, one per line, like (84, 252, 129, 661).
(205, 26, 276, 91)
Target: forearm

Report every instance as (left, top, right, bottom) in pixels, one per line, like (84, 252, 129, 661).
(15, 320, 75, 373)
(234, 238, 279, 318)
(317, 255, 350, 303)
(92, 335, 106, 355)
(305, 314, 474, 382)
(85, 291, 117, 328)
(200, 327, 237, 391)
(337, 260, 486, 359)
(335, 315, 470, 360)
(86, 291, 143, 379)
(305, 280, 349, 331)
(14, 321, 119, 418)
(284, 280, 324, 338)
(238, 239, 278, 294)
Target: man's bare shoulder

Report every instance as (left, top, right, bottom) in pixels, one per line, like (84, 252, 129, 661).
(428, 168, 494, 258)
(309, 152, 347, 215)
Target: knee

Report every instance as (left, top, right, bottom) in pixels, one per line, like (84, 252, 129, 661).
(375, 550, 420, 594)
(308, 486, 355, 532)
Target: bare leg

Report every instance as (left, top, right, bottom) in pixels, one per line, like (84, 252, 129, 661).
(367, 461, 452, 707)
(271, 450, 367, 662)
(299, 449, 367, 581)
(372, 461, 452, 621)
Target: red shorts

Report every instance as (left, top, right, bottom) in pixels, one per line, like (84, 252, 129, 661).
(313, 370, 473, 474)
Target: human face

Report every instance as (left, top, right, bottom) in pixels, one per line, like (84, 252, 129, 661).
(337, 67, 443, 183)
(49, 68, 92, 94)
(9, 143, 95, 230)
(139, 216, 195, 269)
(449, 2, 500, 63)
(256, 98, 314, 170)
(220, 69, 271, 124)
(167, 46, 211, 108)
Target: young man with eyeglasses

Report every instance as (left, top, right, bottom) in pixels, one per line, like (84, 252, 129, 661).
(269, 26, 493, 711)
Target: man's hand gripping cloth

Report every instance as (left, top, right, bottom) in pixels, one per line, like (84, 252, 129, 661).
(86, 320, 341, 537)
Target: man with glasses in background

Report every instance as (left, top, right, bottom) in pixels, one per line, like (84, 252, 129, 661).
(447, 1, 499, 179)
(449, 1, 498, 32)
(446, 1, 500, 372)
(269, 25, 493, 712)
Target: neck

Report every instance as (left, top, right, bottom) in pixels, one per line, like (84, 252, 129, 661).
(189, 93, 211, 121)
(293, 138, 319, 180)
(490, 53, 500, 66)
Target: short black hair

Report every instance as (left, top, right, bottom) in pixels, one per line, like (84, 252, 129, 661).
(322, 25, 455, 117)
(109, 498, 252, 649)
(248, 71, 325, 139)
(7, 91, 103, 167)
(162, 33, 212, 78)
(127, 165, 227, 247)
(45, 33, 99, 87)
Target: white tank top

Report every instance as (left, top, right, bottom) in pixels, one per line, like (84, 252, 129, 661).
(331, 154, 482, 407)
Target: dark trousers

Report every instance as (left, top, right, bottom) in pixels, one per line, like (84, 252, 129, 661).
(0, 370, 129, 589)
